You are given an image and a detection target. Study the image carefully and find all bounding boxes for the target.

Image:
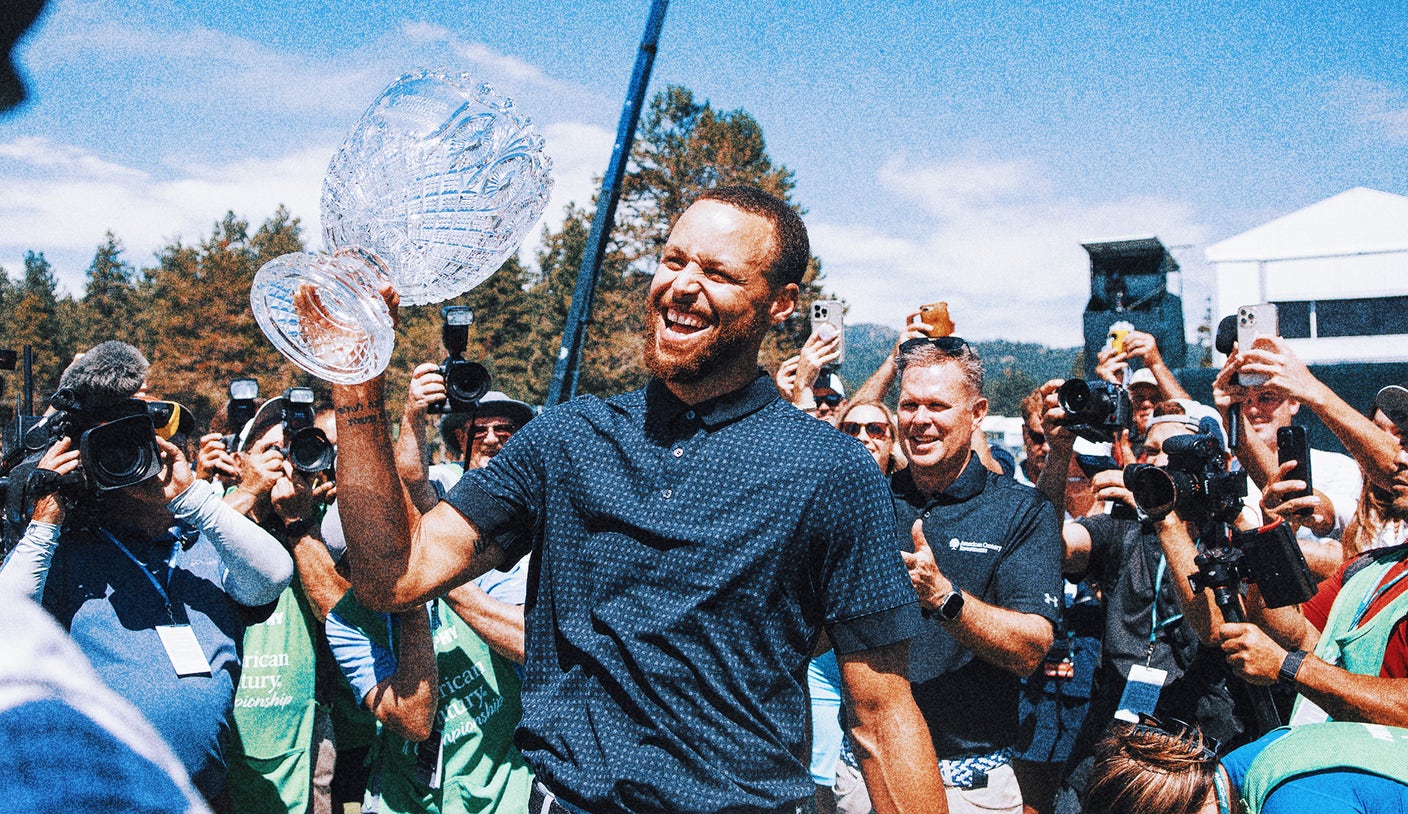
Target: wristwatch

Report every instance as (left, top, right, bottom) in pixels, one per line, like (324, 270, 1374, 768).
(281, 517, 317, 540)
(924, 590, 965, 623)
(1279, 649, 1309, 688)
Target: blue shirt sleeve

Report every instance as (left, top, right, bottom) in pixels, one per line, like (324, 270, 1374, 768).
(325, 606, 399, 706)
(991, 488, 1064, 623)
(806, 447, 923, 654)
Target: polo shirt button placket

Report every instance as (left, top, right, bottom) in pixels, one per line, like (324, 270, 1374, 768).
(673, 448, 684, 458)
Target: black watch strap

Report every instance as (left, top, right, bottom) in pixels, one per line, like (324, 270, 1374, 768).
(922, 590, 965, 622)
(282, 517, 317, 540)
(1279, 649, 1309, 687)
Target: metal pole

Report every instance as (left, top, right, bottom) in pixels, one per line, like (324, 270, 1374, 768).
(545, 0, 670, 406)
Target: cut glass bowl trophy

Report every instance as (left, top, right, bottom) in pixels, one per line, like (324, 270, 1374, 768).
(251, 69, 554, 384)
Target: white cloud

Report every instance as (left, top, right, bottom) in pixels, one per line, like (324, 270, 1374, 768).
(812, 155, 1212, 347)
(0, 137, 330, 290)
(1326, 76, 1408, 144)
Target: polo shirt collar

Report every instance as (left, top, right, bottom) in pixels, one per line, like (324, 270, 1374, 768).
(645, 372, 779, 429)
(893, 453, 988, 506)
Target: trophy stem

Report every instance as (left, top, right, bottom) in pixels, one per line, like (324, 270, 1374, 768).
(251, 248, 397, 384)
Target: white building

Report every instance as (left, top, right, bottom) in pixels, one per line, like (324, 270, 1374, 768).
(1205, 187, 1408, 365)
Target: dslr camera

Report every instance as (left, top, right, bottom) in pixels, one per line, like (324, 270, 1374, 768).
(427, 306, 491, 415)
(219, 378, 260, 450)
(1056, 379, 1132, 443)
(1123, 428, 1245, 525)
(277, 387, 335, 475)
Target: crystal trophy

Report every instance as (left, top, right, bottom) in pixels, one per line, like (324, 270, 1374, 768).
(251, 69, 553, 383)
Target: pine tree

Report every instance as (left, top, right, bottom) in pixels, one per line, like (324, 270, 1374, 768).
(78, 232, 139, 351)
(3, 252, 76, 403)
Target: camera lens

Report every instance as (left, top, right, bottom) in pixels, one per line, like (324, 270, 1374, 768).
(288, 428, 335, 474)
(79, 414, 162, 491)
(444, 361, 490, 405)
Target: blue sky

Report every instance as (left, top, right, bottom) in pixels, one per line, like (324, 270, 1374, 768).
(3, 0, 1406, 346)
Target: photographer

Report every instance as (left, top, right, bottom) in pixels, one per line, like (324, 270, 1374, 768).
(1205, 408, 1408, 729)
(394, 360, 535, 512)
(1213, 336, 1369, 576)
(1040, 394, 1251, 813)
(220, 394, 349, 814)
(0, 341, 293, 802)
(1092, 330, 1190, 459)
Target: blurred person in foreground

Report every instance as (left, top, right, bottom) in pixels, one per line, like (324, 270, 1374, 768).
(1084, 718, 1408, 814)
(318, 185, 945, 813)
(0, 341, 293, 802)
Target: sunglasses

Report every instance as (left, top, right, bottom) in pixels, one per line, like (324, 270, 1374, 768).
(470, 422, 517, 439)
(841, 421, 889, 439)
(899, 336, 969, 355)
(1130, 714, 1221, 761)
(814, 392, 843, 407)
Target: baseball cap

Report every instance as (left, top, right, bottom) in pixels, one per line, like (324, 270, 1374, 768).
(1375, 385, 1408, 434)
(236, 397, 283, 452)
(1128, 368, 1158, 389)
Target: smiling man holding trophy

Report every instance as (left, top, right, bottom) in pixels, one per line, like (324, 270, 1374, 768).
(261, 71, 944, 814)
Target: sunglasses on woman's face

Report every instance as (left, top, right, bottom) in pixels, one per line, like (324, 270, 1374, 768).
(815, 392, 843, 407)
(841, 421, 889, 439)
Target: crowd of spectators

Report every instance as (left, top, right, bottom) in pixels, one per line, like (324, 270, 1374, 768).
(4, 184, 1408, 814)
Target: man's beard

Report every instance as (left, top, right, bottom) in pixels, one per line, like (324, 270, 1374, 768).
(642, 304, 769, 384)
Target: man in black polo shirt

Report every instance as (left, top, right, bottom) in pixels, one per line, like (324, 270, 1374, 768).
(327, 185, 945, 814)
(890, 337, 1063, 814)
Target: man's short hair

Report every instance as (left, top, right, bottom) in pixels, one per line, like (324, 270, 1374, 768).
(697, 185, 809, 289)
(895, 339, 985, 399)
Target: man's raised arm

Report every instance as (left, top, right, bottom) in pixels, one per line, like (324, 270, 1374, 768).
(333, 374, 504, 612)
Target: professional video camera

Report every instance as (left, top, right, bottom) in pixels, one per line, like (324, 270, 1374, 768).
(1056, 379, 1132, 443)
(1123, 428, 1245, 526)
(219, 378, 260, 450)
(1, 389, 194, 548)
(427, 305, 490, 415)
(276, 387, 335, 474)
(1120, 417, 1315, 736)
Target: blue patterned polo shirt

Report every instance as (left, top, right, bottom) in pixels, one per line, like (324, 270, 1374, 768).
(446, 373, 921, 813)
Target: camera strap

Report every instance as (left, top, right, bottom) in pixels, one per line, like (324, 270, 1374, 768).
(101, 528, 212, 678)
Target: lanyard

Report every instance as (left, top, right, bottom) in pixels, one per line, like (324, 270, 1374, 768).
(1349, 561, 1408, 631)
(1148, 554, 1184, 655)
(102, 528, 179, 623)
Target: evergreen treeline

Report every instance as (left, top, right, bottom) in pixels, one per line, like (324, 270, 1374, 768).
(0, 86, 833, 429)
